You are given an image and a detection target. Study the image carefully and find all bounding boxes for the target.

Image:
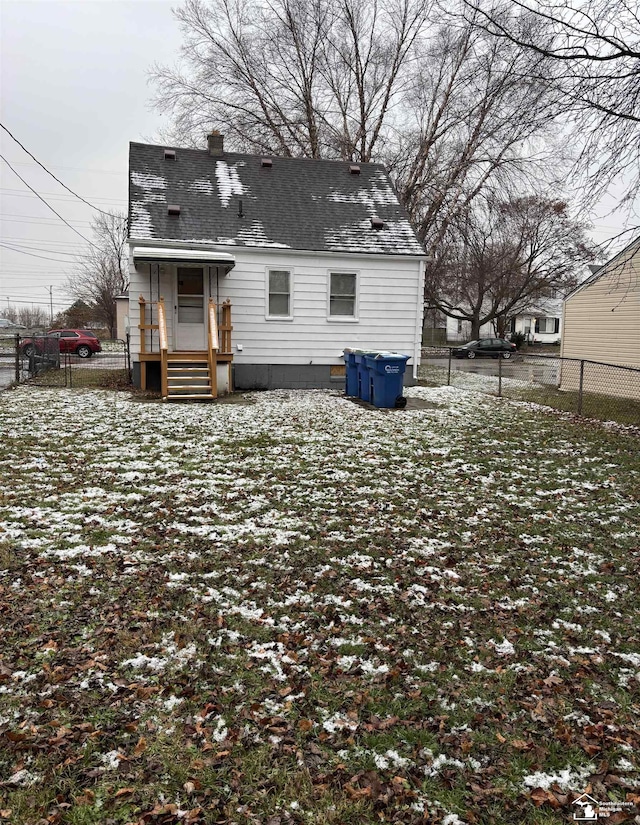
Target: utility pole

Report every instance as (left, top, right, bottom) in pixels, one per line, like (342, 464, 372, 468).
(46, 286, 54, 325)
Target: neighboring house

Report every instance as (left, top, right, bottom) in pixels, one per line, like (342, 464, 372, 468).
(560, 236, 640, 398)
(506, 296, 563, 344)
(423, 300, 563, 345)
(562, 235, 640, 366)
(128, 133, 426, 400)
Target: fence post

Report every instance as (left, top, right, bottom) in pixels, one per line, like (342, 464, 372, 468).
(577, 360, 584, 415)
(447, 347, 452, 386)
(14, 334, 20, 383)
(67, 351, 72, 388)
(498, 353, 502, 397)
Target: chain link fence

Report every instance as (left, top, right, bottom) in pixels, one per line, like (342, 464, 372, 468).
(0, 334, 131, 391)
(419, 347, 640, 427)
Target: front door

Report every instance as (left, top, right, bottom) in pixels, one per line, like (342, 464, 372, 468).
(175, 267, 206, 350)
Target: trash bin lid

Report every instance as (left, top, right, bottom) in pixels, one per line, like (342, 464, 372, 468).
(371, 351, 410, 361)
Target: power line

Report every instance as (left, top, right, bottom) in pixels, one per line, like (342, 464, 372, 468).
(0, 122, 116, 216)
(1, 188, 126, 205)
(1, 235, 88, 247)
(4, 297, 69, 306)
(0, 154, 102, 253)
(1, 216, 94, 228)
(0, 240, 82, 257)
(5, 159, 125, 176)
(0, 243, 81, 262)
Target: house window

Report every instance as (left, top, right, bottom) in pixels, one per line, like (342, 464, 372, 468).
(535, 317, 560, 334)
(329, 272, 357, 318)
(267, 270, 291, 317)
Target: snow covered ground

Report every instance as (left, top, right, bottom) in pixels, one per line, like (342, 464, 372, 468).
(0, 385, 638, 824)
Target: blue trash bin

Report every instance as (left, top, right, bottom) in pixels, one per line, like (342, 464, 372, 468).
(343, 349, 360, 397)
(354, 352, 376, 401)
(364, 352, 410, 408)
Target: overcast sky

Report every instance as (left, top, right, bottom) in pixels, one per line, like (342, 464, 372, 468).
(0, 0, 634, 318)
(1, 0, 183, 316)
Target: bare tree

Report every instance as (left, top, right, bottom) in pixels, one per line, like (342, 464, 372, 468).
(152, 0, 567, 228)
(151, 0, 434, 160)
(389, 13, 566, 254)
(461, 0, 640, 206)
(66, 213, 128, 338)
(3, 305, 48, 328)
(424, 195, 595, 338)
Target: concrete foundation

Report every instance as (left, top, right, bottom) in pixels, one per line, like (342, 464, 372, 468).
(132, 362, 416, 392)
(232, 363, 416, 391)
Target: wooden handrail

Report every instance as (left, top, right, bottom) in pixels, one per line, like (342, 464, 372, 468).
(219, 299, 233, 353)
(138, 295, 147, 354)
(158, 297, 168, 399)
(208, 299, 219, 352)
(208, 299, 218, 398)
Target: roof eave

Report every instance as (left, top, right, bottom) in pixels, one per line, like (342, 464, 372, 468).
(128, 236, 427, 260)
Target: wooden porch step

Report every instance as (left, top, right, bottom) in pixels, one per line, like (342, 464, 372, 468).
(167, 351, 208, 361)
(162, 351, 219, 403)
(167, 385, 212, 392)
(165, 394, 216, 402)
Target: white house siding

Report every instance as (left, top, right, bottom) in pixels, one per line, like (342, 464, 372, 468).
(128, 254, 174, 356)
(220, 249, 422, 364)
(129, 245, 424, 388)
(560, 241, 640, 400)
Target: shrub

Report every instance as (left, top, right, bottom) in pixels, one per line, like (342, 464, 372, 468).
(510, 331, 526, 350)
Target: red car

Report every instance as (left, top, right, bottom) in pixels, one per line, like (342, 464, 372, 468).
(22, 329, 102, 359)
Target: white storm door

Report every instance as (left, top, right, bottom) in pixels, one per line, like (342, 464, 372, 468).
(175, 267, 206, 350)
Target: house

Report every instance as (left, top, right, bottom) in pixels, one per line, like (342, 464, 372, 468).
(127, 133, 426, 400)
(560, 234, 640, 399)
(423, 302, 563, 346)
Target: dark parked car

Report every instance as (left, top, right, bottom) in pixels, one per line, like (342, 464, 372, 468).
(452, 338, 517, 359)
(21, 329, 102, 359)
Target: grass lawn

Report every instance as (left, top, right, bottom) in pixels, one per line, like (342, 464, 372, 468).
(418, 363, 640, 428)
(0, 385, 638, 825)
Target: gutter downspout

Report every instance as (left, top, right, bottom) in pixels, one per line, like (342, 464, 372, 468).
(413, 258, 426, 381)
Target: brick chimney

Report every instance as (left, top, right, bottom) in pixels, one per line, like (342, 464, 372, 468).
(208, 131, 224, 156)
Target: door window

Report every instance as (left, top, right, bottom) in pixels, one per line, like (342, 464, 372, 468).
(177, 268, 204, 323)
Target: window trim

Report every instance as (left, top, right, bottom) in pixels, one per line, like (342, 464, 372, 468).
(536, 316, 560, 335)
(265, 267, 294, 321)
(327, 270, 359, 322)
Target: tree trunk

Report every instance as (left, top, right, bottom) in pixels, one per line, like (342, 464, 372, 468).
(471, 319, 482, 339)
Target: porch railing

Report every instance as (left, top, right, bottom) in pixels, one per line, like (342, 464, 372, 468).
(157, 297, 168, 399)
(138, 295, 159, 354)
(219, 300, 232, 354)
(208, 299, 219, 398)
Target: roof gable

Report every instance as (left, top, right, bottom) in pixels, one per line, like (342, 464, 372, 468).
(128, 143, 424, 257)
(566, 234, 640, 300)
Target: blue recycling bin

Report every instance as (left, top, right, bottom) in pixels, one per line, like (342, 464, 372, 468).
(343, 350, 360, 397)
(354, 352, 376, 401)
(364, 353, 411, 408)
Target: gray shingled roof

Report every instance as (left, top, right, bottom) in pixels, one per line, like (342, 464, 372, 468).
(128, 142, 424, 256)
